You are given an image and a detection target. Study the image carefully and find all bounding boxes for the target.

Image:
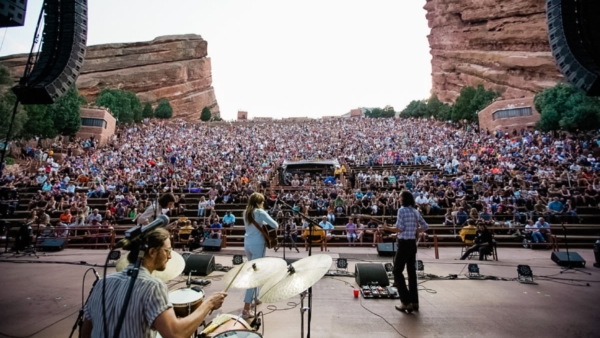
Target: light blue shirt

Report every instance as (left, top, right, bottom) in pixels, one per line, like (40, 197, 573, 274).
(319, 221, 334, 234)
(244, 209, 278, 247)
(223, 214, 236, 224)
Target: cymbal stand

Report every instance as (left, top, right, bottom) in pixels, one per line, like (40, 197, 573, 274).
(277, 199, 319, 338)
(299, 290, 309, 338)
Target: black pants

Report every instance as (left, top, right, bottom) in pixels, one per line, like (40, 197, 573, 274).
(460, 244, 491, 260)
(393, 239, 418, 305)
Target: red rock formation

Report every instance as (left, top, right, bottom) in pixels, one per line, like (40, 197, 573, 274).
(0, 34, 219, 120)
(424, 0, 564, 103)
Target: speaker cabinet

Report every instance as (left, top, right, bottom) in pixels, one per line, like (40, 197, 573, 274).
(546, 0, 600, 95)
(355, 263, 389, 287)
(13, 0, 88, 104)
(39, 237, 67, 251)
(551, 251, 586, 267)
(0, 0, 27, 27)
(183, 254, 215, 276)
(202, 238, 222, 251)
(377, 243, 397, 256)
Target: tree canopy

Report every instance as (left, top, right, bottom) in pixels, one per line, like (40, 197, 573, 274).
(95, 89, 142, 124)
(364, 106, 396, 118)
(399, 94, 451, 120)
(21, 85, 85, 140)
(142, 102, 154, 119)
(154, 99, 173, 119)
(534, 83, 600, 132)
(450, 84, 499, 123)
(0, 65, 28, 141)
(200, 106, 211, 121)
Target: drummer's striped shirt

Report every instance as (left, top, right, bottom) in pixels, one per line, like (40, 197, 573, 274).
(84, 265, 172, 338)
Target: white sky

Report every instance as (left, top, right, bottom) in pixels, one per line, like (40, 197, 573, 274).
(0, 0, 432, 120)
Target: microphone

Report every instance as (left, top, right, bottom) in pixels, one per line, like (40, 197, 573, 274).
(115, 215, 170, 248)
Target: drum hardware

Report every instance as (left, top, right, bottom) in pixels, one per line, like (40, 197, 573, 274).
(258, 255, 332, 338)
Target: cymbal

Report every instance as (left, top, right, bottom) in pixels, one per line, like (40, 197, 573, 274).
(258, 254, 332, 303)
(222, 257, 287, 289)
(115, 250, 185, 283)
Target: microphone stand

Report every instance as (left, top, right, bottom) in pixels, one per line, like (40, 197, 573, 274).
(113, 238, 148, 338)
(277, 200, 319, 338)
(69, 272, 100, 338)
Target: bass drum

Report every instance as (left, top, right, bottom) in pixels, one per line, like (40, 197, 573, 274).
(204, 314, 262, 338)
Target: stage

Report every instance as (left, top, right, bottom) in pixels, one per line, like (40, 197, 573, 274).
(0, 246, 599, 338)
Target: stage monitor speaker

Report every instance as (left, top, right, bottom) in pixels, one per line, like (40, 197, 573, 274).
(183, 254, 215, 276)
(355, 263, 390, 287)
(39, 237, 67, 251)
(551, 251, 586, 267)
(377, 243, 397, 256)
(0, 0, 27, 28)
(202, 238, 222, 251)
(546, 0, 600, 96)
(13, 0, 87, 104)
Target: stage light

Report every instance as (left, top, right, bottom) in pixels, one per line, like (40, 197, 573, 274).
(384, 263, 393, 272)
(109, 250, 121, 261)
(416, 260, 425, 277)
(232, 255, 244, 265)
(468, 264, 481, 278)
(517, 265, 535, 284)
(336, 258, 348, 269)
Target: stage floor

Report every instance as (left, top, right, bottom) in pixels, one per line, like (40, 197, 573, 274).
(0, 246, 599, 338)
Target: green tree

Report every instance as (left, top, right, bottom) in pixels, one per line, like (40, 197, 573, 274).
(142, 102, 154, 119)
(426, 94, 451, 120)
(200, 106, 211, 121)
(21, 104, 57, 139)
(48, 85, 83, 136)
(400, 100, 428, 118)
(0, 65, 28, 141)
(535, 83, 600, 132)
(154, 99, 173, 119)
(450, 84, 499, 123)
(95, 89, 142, 124)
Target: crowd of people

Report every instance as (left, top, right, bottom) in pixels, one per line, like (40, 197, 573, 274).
(1, 118, 599, 247)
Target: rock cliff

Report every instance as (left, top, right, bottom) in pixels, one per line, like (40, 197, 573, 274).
(424, 0, 563, 102)
(0, 34, 219, 120)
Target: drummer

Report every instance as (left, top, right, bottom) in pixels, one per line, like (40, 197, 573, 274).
(82, 228, 227, 338)
(242, 192, 279, 319)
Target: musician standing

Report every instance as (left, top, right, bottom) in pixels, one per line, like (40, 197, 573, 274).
(382, 190, 428, 313)
(242, 192, 279, 319)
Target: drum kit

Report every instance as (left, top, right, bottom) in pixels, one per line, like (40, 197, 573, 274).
(115, 253, 332, 338)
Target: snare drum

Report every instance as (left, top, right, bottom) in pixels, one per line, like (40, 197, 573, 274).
(203, 314, 262, 338)
(169, 288, 204, 317)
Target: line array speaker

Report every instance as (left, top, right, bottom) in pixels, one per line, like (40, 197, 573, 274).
(13, 0, 87, 104)
(183, 254, 215, 276)
(546, 0, 600, 96)
(0, 0, 27, 27)
(355, 263, 390, 287)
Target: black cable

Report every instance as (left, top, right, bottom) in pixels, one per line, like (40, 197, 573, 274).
(0, 259, 100, 267)
(359, 297, 408, 338)
(82, 268, 95, 308)
(262, 301, 300, 315)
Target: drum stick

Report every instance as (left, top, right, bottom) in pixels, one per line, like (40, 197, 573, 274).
(208, 262, 245, 315)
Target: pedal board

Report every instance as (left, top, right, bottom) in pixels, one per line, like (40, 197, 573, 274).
(360, 285, 399, 299)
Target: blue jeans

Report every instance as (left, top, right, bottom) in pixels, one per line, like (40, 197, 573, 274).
(531, 232, 545, 243)
(197, 208, 205, 216)
(244, 244, 266, 303)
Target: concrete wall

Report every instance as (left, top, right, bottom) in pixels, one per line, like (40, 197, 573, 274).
(478, 97, 540, 132)
(237, 111, 248, 120)
(76, 107, 116, 145)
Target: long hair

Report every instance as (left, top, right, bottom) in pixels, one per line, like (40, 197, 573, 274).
(245, 192, 265, 225)
(124, 228, 170, 263)
(400, 190, 415, 208)
(158, 193, 176, 208)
